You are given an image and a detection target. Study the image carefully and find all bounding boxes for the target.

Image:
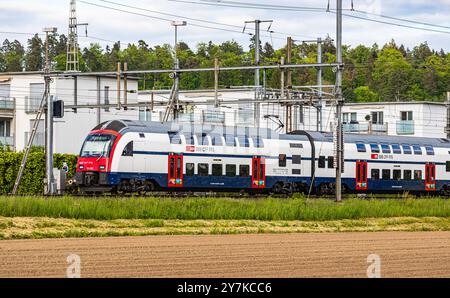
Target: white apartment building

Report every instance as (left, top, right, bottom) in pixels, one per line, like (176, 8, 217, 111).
(0, 72, 139, 154)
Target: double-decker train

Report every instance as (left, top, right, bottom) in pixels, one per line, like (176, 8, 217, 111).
(73, 120, 450, 196)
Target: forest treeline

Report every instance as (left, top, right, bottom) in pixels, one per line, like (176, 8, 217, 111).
(1, 33, 449, 102)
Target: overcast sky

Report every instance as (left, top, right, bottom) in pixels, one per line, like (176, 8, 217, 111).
(1, 0, 450, 52)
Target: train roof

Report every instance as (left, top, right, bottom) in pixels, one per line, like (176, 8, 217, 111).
(92, 120, 450, 147)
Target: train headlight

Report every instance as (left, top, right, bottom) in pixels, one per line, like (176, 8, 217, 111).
(79, 165, 84, 170)
(99, 165, 105, 170)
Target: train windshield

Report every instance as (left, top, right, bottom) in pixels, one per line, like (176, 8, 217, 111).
(80, 134, 116, 158)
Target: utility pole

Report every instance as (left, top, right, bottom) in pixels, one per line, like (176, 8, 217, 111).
(286, 37, 293, 133)
(335, 0, 344, 202)
(171, 21, 187, 120)
(317, 37, 323, 131)
(214, 58, 219, 108)
(67, 0, 88, 72)
(446, 92, 450, 139)
(44, 27, 58, 195)
(245, 19, 272, 128)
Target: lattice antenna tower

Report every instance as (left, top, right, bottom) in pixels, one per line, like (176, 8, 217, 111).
(66, 0, 88, 71)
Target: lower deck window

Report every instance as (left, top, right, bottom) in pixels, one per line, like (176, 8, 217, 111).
(382, 169, 391, 180)
(292, 169, 301, 175)
(212, 164, 223, 176)
(318, 156, 326, 168)
(186, 163, 195, 176)
(226, 165, 236, 177)
(393, 169, 402, 181)
(404, 170, 412, 181)
(327, 156, 334, 169)
(371, 169, 380, 180)
(198, 163, 209, 176)
(239, 165, 250, 177)
(414, 170, 422, 181)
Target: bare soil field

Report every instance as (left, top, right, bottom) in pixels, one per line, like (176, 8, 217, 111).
(0, 231, 449, 278)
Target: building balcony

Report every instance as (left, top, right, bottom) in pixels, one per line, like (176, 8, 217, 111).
(0, 136, 14, 148)
(396, 120, 414, 135)
(24, 132, 45, 147)
(343, 122, 388, 134)
(0, 99, 14, 110)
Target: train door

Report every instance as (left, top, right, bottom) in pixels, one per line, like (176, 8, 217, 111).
(355, 161, 368, 190)
(252, 157, 266, 188)
(168, 154, 183, 188)
(425, 163, 436, 191)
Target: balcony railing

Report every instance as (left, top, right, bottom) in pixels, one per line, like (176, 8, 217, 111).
(24, 132, 45, 147)
(396, 120, 414, 135)
(342, 122, 388, 134)
(0, 99, 14, 110)
(0, 136, 14, 147)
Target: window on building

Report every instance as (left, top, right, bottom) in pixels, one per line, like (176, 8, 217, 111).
(0, 120, 11, 137)
(318, 156, 326, 168)
(404, 170, 412, 181)
(224, 134, 237, 147)
(401, 111, 413, 121)
(343, 112, 357, 123)
(279, 154, 287, 167)
(402, 144, 412, 154)
(371, 169, 380, 180)
(425, 145, 435, 156)
(226, 164, 236, 177)
(393, 169, 402, 181)
(414, 170, 422, 181)
(28, 83, 44, 112)
(237, 100, 254, 125)
(382, 169, 391, 180)
(292, 155, 302, 165)
(391, 144, 401, 154)
(412, 145, 422, 155)
(370, 143, 380, 153)
(0, 84, 10, 101)
(212, 164, 223, 176)
(371, 111, 384, 124)
(104, 86, 110, 112)
(198, 163, 209, 176)
(292, 169, 301, 175)
(239, 165, 250, 177)
(381, 144, 391, 154)
(168, 132, 182, 144)
(139, 107, 151, 121)
(356, 143, 366, 153)
(328, 156, 334, 169)
(122, 141, 133, 156)
(186, 163, 195, 176)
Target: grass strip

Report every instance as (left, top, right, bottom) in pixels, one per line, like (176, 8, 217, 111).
(0, 216, 449, 240)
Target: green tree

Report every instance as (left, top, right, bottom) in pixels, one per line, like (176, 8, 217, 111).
(2, 39, 25, 72)
(25, 34, 43, 71)
(354, 86, 379, 102)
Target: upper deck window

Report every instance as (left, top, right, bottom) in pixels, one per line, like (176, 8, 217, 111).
(412, 145, 422, 155)
(356, 143, 366, 153)
(425, 145, 435, 156)
(381, 144, 391, 154)
(370, 143, 380, 153)
(402, 144, 412, 154)
(168, 132, 182, 144)
(197, 133, 209, 146)
(253, 137, 264, 148)
(210, 134, 223, 146)
(237, 135, 250, 147)
(391, 144, 401, 154)
(224, 134, 237, 147)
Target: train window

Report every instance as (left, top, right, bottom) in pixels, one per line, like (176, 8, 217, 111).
(412, 145, 422, 155)
(239, 165, 250, 177)
(414, 170, 422, 181)
(168, 132, 182, 144)
(370, 144, 380, 153)
(184, 134, 195, 145)
(139, 133, 145, 138)
(391, 144, 401, 154)
(237, 136, 250, 147)
(318, 156, 326, 168)
(402, 144, 412, 154)
(122, 141, 133, 156)
(253, 137, 264, 148)
(381, 144, 391, 154)
(404, 170, 412, 181)
(212, 164, 223, 176)
(186, 163, 195, 176)
(393, 170, 402, 181)
(279, 154, 287, 167)
(198, 163, 209, 176)
(292, 169, 301, 175)
(382, 169, 391, 180)
(210, 134, 223, 146)
(226, 165, 236, 177)
(356, 143, 366, 153)
(292, 155, 302, 165)
(371, 169, 380, 180)
(425, 145, 435, 156)
(327, 156, 334, 169)
(224, 134, 237, 147)
(197, 133, 209, 146)
(446, 161, 450, 172)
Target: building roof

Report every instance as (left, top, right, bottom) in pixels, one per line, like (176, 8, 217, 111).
(0, 71, 139, 80)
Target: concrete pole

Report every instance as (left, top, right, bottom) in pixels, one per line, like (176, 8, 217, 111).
(317, 37, 324, 131)
(254, 20, 261, 128)
(335, 0, 344, 202)
(214, 58, 219, 108)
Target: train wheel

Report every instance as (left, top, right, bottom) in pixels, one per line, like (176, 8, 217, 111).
(272, 182, 284, 194)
